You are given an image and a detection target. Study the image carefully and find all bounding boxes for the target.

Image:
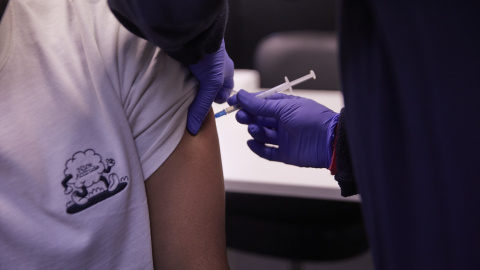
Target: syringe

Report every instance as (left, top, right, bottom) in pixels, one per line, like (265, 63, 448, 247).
(214, 70, 316, 118)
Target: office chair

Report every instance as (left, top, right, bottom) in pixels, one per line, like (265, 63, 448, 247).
(224, 0, 337, 69)
(254, 31, 340, 90)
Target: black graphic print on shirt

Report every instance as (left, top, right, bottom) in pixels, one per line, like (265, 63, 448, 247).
(61, 149, 128, 214)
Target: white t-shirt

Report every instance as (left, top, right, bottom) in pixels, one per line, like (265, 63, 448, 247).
(0, 0, 196, 269)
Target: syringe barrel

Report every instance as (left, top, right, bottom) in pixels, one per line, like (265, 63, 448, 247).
(254, 70, 315, 100)
(255, 84, 286, 99)
(225, 104, 241, 114)
(215, 70, 316, 118)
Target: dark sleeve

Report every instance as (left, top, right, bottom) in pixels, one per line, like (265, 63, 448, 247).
(0, 0, 8, 22)
(334, 108, 358, 197)
(107, 0, 228, 65)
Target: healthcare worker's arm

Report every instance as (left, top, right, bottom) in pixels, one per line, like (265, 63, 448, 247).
(145, 109, 229, 269)
(229, 90, 358, 197)
(108, 0, 234, 135)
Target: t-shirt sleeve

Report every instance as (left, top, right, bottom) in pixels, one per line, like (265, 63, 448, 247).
(114, 26, 197, 180)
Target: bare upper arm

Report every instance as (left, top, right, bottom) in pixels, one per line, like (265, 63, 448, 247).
(145, 109, 229, 269)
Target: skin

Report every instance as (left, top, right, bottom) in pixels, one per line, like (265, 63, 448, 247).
(145, 109, 229, 270)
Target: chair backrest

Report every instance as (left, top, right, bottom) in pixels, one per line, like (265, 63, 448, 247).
(254, 31, 340, 90)
(225, 0, 337, 69)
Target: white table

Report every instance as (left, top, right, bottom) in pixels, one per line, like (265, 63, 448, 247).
(213, 89, 360, 202)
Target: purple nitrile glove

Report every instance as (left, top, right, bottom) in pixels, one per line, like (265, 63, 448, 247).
(228, 90, 339, 168)
(188, 39, 234, 135)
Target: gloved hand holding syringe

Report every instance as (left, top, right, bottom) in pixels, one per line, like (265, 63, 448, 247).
(214, 70, 316, 118)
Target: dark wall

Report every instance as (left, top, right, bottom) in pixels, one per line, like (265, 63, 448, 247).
(225, 0, 338, 69)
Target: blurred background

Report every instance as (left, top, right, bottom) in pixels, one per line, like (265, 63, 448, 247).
(225, 0, 340, 91)
(225, 0, 337, 69)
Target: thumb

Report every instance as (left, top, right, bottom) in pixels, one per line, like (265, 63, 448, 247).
(236, 90, 283, 118)
(214, 77, 234, 103)
(187, 86, 214, 135)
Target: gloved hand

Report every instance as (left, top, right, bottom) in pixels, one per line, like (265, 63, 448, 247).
(188, 39, 234, 135)
(228, 90, 339, 168)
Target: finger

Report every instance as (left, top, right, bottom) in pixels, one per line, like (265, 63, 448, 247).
(187, 87, 214, 135)
(247, 140, 282, 163)
(228, 89, 246, 106)
(236, 90, 283, 118)
(214, 83, 233, 103)
(236, 110, 278, 128)
(215, 48, 235, 104)
(248, 124, 278, 145)
(235, 109, 255, 124)
(265, 93, 297, 100)
(256, 116, 278, 129)
(223, 44, 235, 77)
(227, 93, 238, 106)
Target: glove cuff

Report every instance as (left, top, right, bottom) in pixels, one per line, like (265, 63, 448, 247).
(329, 124, 339, 174)
(325, 113, 340, 168)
